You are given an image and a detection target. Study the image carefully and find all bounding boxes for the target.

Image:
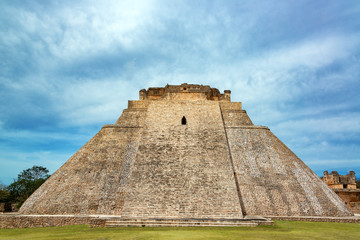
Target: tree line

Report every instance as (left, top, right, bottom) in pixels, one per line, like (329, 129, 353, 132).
(0, 166, 50, 211)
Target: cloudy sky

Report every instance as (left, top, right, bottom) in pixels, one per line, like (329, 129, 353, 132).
(0, 0, 359, 184)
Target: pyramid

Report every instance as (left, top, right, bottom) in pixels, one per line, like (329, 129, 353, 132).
(19, 83, 352, 218)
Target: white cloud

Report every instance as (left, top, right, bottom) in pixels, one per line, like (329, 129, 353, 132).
(261, 35, 358, 70)
(0, 0, 359, 183)
(1, 0, 158, 65)
(54, 78, 139, 126)
(0, 126, 88, 143)
(230, 34, 360, 99)
(273, 113, 360, 138)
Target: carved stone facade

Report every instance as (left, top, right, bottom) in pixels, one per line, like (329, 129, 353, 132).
(322, 171, 356, 189)
(321, 171, 360, 214)
(18, 83, 352, 219)
(139, 83, 231, 101)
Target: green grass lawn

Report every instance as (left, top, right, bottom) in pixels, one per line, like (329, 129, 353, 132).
(0, 221, 359, 240)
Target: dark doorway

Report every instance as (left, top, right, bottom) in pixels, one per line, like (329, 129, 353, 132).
(182, 116, 187, 125)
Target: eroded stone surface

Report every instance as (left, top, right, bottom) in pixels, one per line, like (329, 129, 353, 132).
(19, 83, 353, 218)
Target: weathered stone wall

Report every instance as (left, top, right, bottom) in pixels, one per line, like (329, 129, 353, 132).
(127, 100, 150, 109)
(141, 83, 231, 101)
(115, 109, 147, 126)
(121, 100, 243, 219)
(222, 110, 253, 126)
(348, 202, 360, 214)
(18, 83, 354, 219)
(335, 189, 360, 213)
(19, 108, 147, 215)
(0, 215, 92, 228)
(219, 102, 242, 111)
(223, 122, 352, 217)
(164, 92, 208, 101)
(268, 215, 360, 223)
(336, 190, 360, 203)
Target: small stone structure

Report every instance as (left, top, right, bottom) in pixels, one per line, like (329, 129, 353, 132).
(0, 203, 17, 213)
(321, 171, 360, 214)
(1, 83, 354, 228)
(322, 171, 356, 189)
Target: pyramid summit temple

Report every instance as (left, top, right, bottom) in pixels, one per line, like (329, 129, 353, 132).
(16, 83, 353, 226)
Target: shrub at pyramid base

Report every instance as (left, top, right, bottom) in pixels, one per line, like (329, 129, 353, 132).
(20, 84, 353, 218)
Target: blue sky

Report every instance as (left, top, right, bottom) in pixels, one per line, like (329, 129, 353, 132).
(0, 0, 359, 184)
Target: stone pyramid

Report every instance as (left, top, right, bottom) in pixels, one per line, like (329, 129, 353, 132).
(20, 84, 352, 218)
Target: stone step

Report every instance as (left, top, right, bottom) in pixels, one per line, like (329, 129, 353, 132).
(103, 218, 274, 227)
(105, 220, 260, 224)
(105, 221, 259, 227)
(105, 217, 270, 222)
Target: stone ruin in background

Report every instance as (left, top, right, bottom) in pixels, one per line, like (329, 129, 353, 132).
(322, 171, 360, 214)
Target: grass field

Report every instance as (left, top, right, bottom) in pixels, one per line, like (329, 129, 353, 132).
(0, 221, 359, 240)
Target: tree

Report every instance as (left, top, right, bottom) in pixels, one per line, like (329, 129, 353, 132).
(17, 166, 50, 181)
(357, 179, 360, 189)
(7, 166, 50, 208)
(0, 183, 9, 202)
